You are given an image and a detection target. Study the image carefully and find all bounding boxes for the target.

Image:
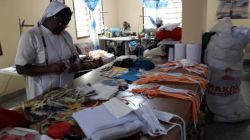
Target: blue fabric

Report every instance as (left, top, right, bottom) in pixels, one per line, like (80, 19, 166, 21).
(143, 0, 158, 9)
(118, 68, 140, 83)
(84, 0, 100, 11)
(157, 0, 169, 9)
(84, 0, 100, 49)
(91, 20, 96, 30)
(134, 58, 155, 70)
(117, 58, 154, 82)
(129, 41, 138, 48)
(110, 28, 122, 32)
(143, 0, 169, 9)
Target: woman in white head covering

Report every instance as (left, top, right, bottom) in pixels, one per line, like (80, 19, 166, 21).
(14, 2, 99, 99)
(156, 18, 163, 28)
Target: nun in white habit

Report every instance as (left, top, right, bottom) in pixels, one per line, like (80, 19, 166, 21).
(15, 2, 79, 99)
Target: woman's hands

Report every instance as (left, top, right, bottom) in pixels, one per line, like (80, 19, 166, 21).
(48, 62, 66, 73)
(49, 62, 80, 73)
(68, 63, 80, 72)
(17, 58, 103, 76)
(79, 57, 104, 70)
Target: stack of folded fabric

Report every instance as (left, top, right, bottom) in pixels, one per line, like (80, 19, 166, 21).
(72, 97, 182, 140)
(72, 105, 143, 140)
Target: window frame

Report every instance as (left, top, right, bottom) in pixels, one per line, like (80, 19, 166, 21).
(72, 0, 104, 39)
(143, 0, 182, 29)
(50, 0, 65, 4)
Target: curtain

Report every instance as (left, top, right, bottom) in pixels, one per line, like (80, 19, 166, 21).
(84, 0, 100, 49)
(143, 0, 169, 27)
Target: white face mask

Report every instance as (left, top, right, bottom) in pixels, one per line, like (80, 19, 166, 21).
(134, 104, 174, 137)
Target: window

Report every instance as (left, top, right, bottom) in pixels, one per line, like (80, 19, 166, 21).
(73, 0, 104, 38)
(143, 0, 182, 29)
(50, 0, 65, 4)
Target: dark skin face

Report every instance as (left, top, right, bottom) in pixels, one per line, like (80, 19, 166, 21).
(123, 22, 129, 30)
(43, 15, 71, 34)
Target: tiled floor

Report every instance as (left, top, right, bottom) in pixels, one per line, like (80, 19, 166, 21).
(0, 89, 26, 109)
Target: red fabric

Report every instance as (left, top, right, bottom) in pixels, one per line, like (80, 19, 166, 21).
(156, 27, 182, 41)
(48, 122, 71, 139)
(0, 107, 27, 130)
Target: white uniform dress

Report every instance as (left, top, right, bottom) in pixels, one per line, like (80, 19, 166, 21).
(15, 25, 77, 100)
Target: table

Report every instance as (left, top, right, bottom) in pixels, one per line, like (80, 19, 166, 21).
(99, 36, 138, 55)
(20, 61, 204, 140)
(72, 64, 200, 140)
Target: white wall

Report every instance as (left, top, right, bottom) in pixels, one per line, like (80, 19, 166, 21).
(206, 0, 250, 31)
(116, 0, 143, 33)
(182, 0, 204, 43)
(205, 0, 250, 60)
(102, 0, 118, 28)
(0, 0, 48, 96)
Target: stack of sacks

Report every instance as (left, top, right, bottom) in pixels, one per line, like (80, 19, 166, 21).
(88, 50, 115, 64)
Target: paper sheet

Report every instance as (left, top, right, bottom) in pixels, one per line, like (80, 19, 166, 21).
(72, 105, 139, 138)
(90, 83, 118, 100)
(168, 48, 174, 61)
(186, 43, 201, 63)
(174, 43, 186, 61)
(104, 98, 133, 118)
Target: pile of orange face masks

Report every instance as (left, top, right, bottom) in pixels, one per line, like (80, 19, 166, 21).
(134, 72, 208, 90)
(131, 85, 200, 126)
(157, 60, 209, 78)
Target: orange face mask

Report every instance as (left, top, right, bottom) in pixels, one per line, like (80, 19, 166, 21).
(131, 85, 200, 126)
(135, 73, 208, 90)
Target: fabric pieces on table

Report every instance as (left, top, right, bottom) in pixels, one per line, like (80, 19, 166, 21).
(90, 82, 118, 100)
(0, 108, 28, 130)
(72, 105, 143, 140)
(134, 72, 208, 90)
(118, 68, 140, 83)
(133, 58, 155, 70)
(131, 85, 200, 126)
(101, 66, 128, 78)
(116, 58, 155, 83)
(156, 59, 209, 78)
(103, 98, 133, 119)
(72, 98, 179, 139)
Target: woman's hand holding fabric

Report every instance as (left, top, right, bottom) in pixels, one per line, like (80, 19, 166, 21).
(68, 63, 80, 72)
(94, 57, 104, 67)
(49, 62, 66, 73)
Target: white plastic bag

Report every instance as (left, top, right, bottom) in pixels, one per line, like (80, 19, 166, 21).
(206, 18, 250, 122)
(206, 66, 250, 122)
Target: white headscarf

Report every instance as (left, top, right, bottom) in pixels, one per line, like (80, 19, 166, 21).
(39, 1, 68, 24)
(156, 17, 163, 25)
